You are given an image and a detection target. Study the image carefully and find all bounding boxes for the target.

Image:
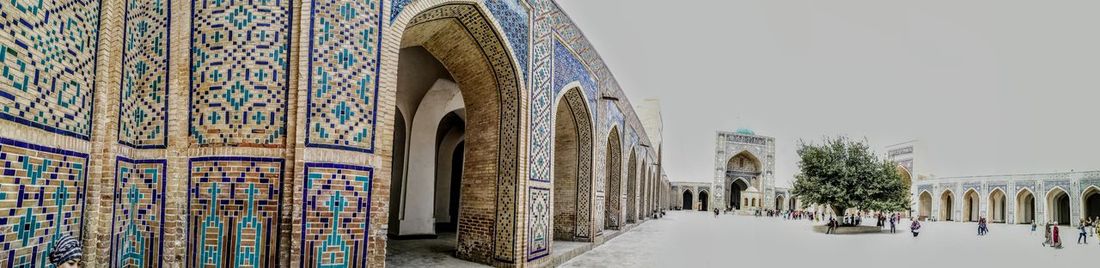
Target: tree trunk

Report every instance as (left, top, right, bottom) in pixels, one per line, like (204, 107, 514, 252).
(832, 206, 847, 217)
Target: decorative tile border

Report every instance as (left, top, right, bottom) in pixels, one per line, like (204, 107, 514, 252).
(110, 157, 167, 267)
(300, 163, 373, 268)
(0, 137, 89, 267)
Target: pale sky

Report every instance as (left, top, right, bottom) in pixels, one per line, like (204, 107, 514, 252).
(557, 0, 1100, 186)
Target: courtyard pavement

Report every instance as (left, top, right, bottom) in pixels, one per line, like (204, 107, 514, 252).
(562, 211, 1097, 268)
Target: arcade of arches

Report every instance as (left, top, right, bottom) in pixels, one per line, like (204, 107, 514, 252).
(914, 172, 1100, 227)
(0, 0, 673, 267)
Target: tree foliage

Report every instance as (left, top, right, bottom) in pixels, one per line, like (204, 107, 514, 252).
(792, 137, 910, 216)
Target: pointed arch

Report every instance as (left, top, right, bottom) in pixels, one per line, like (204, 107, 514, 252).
(987, 188, 1006, 223)
(1015, 188, 1036, 224)
(552, 86, 595, 241)
(626, 149, 638, 223)
(1046, 187, 1071, 225)
(918, 191, 933, 220)
(963, 189, 980, 222)
(940, 189, 955, 221)
(604, 126, 622, 230)
(380, 2, 527, 264)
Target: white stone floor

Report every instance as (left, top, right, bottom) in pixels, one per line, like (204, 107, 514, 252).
(561, 211, 1098, 268)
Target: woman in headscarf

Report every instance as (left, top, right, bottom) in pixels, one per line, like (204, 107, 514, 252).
(1052, 223, 1063, 249)
(50, 235, 82, 268)
(910, 219, 921, 237)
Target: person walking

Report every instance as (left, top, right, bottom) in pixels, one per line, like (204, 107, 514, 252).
(889, 215, 897, 234)
(910, 219, 921, 237)
(1043, 223, 1052, 246)
(1052, 223, 1063, 249)
(713, 208, 719, 218)
(826, 217, 837, 234)
(1079, 222, 1088, 244)
(1031, 222, 1037, 235)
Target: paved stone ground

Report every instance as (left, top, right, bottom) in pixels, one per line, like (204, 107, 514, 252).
(562, 211, 1098, 268)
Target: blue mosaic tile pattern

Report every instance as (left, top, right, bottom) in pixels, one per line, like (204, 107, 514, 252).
(528, 0, 554, 184)
(485, 0, 529, 82)
(0, 0, 101, 140)
(552, 38, 596, 114)
(1082, 178, 1100, 190)
(917, 184, 932, 194)
(526, 186, 550, 261)
(1015, 180, 1037, 193)
(110, 157, 167, 268)
(118, 0, 170, 148)
(0, 137, 88, 267)
(300, 163, 373, 268)
(186, 157, 284, 267)
(305, 0, 382, 152)
(189, 0, 291, 147)
(1046, 180, 1071, 192)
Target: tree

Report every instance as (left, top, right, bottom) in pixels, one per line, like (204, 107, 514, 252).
(792, 137, 910, 222)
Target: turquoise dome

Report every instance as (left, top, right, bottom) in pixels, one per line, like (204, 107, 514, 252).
(735, 128, 755, 135)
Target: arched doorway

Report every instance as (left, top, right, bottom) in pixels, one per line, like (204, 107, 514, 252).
(789, 197, 798, 211)
(963, 189, 980, 222)
(434, 113, 466, 232)
(626, 150, 638, 223)
(698, 190, 710, 211)
(605, 127, 622, 229)
(1083, 186, 1100, 221)
(682, 190, 694, 211)
(383, 3, 524, 264)
(940, 190, 954, 221)
(552, 87, 594, 241)
(1047, 188, 1070, 225)
(988, 188, 1006, 223)
(776, 195, 786, 211)
(1016, 189, 1036, 224)
(724, 151, 761, 211)
(919, 191, 933, 220)
(729, 178, 748, 210)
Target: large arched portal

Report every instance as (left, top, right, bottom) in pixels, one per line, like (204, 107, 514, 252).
(963, 189, 980, 222)
(1047, 188, 1071, 225)
(1084, 186, 1100, 220)
(682, 190, 694, 211)
(724, 151, 761, 211)
(729, 178, 748, 210)
(940, 190, 954, 221)
(552, 87, 594, 241)
(776, 195, 786, 211)
(919, 191, 933, 220)
(1016, 189, 1036, 224)
(699, 190, 710, 211)
(988, 188, 1006, 223)
(384, 3, 524, 264)
(605, 127, 623, 229)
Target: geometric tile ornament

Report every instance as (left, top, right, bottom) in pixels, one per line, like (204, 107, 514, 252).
(118, 0, 170, 148)
(110, 157, 167, 267)
(527, 0, 554, 184)
(552, 38, 596, 112)
(526, 187, 550, 261)
(186, 157, 284, 267)
(0, 0, 101, 140)
(526, 0, 554, 260)
(305, 0, 382, 152)
(189, 0, 291, 147)
(0, 137, 88, 267)
(406, 4, 521, 262)
(300, 163, 372, 268)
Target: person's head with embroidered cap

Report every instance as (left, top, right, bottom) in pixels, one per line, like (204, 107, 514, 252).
(49, 235, 82, 268)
